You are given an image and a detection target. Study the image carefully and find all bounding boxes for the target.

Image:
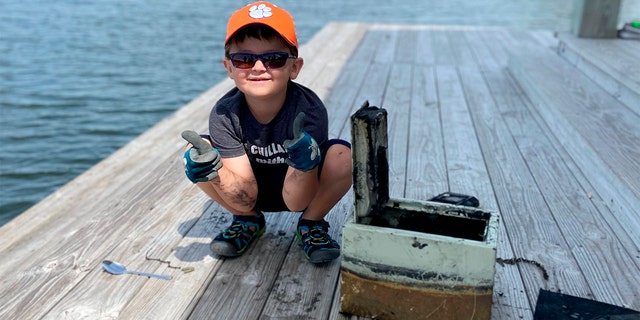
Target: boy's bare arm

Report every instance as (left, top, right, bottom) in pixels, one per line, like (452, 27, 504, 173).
(181, 131, 257, 213)
(210, 155, 258, 213)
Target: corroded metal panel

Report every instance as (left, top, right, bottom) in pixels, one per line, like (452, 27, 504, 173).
(340, 270, 493, 320)
(350, 101, 389, 219)
(342, 210, 498, 290)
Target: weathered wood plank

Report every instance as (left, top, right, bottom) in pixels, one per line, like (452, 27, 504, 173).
(432, 29, 457, 66)
(446, 30, 478, 66)
(404, 65, 448, 200)
(343, 59, 391, 134)
(527, 29, 559, 50)
(40, 191, 222, 320)
(474, 29, 511, 67)
(435, 66, 485, 197)
(464, 66, 567, 318)
(509, 50, 640, 249)
(324, 27, 396, 139)
(323, 27, 380, 140)
(116, 204, 227, 320)
(438, 66, 517, 320)
(189, 212, 297, 319)
(415, 29, 436, 66)
(477, 66, 583, 304)
(343, 27, 411, 199)
(298, 23, 368, 100)
(186, 213, 297, 320)
(457, 30, 534, 319)
(394, 29, 418, 64)
(508, 51, 640, 310)
(557, 33, 640, 114)
(384, 63, 413, 199)
(260, 193, 353, 319)
(0, 140, 214, 319)
(496, 62, 640, 310)
(370, 26, 399, 64)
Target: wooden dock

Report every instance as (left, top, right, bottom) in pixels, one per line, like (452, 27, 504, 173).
(1, 23, 638, 319)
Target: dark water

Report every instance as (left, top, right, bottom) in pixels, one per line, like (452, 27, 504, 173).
(0, 0, 575, 226)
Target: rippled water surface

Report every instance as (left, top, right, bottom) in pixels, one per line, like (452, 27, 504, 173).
(0, 0, 579, 225)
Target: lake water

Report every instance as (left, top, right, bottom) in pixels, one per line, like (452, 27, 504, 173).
(0, 0, 633, 226)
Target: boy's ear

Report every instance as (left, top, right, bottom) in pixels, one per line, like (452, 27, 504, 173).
(288, 57, 304, 80)
(223, 59, 234, 77)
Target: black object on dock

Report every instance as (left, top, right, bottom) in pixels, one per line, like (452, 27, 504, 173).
(533, 289, 640, 319)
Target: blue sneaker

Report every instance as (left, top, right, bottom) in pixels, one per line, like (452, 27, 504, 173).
(210, 213, 266, 257)
(296, 217, 340, 264)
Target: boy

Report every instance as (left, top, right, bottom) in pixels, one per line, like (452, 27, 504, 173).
(181, 1, 352, 264)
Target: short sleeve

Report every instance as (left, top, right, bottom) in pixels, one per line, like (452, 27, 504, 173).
(209, 89, 246, 158)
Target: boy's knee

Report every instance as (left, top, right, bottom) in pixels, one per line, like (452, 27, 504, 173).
(328, 143, 350, 154)
(324, 144, 352, 177)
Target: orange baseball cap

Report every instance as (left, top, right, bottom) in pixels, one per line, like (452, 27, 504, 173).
(225, 1, 298, 49)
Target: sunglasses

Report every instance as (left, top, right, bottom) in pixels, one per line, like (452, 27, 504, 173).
(227, 52, 297, 69)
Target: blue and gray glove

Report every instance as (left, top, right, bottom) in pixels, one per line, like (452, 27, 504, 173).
(283, 113, 321, 172)
(181, 130, 222, 183)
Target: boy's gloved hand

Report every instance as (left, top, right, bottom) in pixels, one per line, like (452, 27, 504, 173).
(283, 113, 321, 172)
(181, 130, 222, 183)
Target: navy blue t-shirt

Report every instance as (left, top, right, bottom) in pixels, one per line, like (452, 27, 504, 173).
(209, 81, 328, 167)
(207, 81, 330, 211)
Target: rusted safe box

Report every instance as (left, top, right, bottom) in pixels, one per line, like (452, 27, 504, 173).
(340, 103, 500, 319)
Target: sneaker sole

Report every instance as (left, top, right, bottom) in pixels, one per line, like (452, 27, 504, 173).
(210, 241, 242, 257)
(308, 248, 340, 264)
(210, 226, 266, 257)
